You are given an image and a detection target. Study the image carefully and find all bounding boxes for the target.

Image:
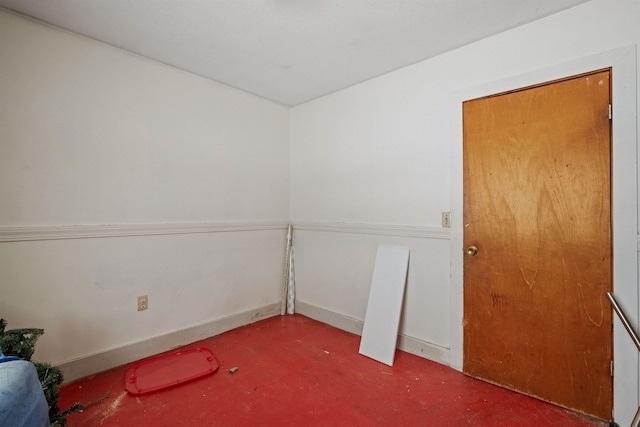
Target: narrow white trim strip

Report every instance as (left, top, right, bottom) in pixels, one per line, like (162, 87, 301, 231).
(293, 220, 450, 239)
(0, 221, 289, 242)
(295, 300, 450, 366)
(57, 303, 281, 383)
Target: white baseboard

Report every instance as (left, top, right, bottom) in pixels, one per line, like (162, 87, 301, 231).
(57, 303, 280, 383)
(294, 300, 450, 366)
(58, 300, 450, 383)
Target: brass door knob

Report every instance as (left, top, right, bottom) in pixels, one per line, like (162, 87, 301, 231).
(466, 245, 478, 256)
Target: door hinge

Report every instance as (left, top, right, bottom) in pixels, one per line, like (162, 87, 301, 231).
(609, 104, 612, 120)
(610, 360, 614, 376)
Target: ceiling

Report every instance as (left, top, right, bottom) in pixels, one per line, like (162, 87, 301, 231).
(0, 0, 590, 106)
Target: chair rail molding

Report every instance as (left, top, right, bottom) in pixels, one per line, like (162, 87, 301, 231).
(292, 220, 450, 240)
(0, 221, 289, 242)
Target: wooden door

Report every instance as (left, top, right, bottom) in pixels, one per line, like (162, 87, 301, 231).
(462, 70, 612, 420)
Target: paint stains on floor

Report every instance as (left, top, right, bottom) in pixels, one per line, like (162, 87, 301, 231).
(59, 314, 606, 427)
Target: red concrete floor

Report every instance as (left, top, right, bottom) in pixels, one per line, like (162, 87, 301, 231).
(59, 314, 607, 427)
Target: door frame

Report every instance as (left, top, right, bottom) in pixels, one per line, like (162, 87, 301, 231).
(449, 46, 637, 424)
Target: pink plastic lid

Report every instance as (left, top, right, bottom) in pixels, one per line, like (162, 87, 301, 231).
(125, 347, 219, 395)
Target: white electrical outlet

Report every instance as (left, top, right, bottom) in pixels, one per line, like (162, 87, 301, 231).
(137, 295, 148, 311)
(442, 212, 451, 228)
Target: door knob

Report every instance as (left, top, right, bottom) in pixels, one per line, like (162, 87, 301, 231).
(466, 245, 478, 256)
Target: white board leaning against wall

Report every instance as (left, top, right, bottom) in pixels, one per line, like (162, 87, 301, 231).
(359, 245, 410, 366)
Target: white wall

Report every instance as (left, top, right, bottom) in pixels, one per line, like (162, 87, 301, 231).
(291, 0, 639, 423)
(2, 0, 639, 421)
(292, 0, 639, 226)
(0, 10, 290, 370)
(0, 12, 289, 225)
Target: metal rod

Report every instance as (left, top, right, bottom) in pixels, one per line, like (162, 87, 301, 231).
(632, 406, 640, 427)
(607, 292, 640, 351)
(606, 292, 640, 427)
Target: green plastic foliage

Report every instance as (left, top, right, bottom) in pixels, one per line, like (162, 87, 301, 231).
(0, 318, 84, 426)
(0, 322, 45, 361)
